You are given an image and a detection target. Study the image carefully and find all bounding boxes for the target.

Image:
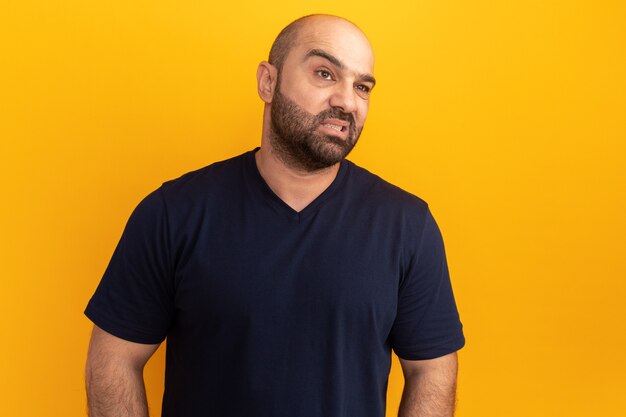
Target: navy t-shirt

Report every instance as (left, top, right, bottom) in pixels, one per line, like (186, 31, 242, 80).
(85, 148, 464, 417)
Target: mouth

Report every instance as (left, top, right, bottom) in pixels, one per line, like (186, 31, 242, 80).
(320, 118, 350, 135)
(323, 123, 346, 132)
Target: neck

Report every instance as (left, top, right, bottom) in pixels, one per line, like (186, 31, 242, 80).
(254, 145, 340, 213)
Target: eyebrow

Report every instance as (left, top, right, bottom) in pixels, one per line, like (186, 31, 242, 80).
(304, 48, 377, 87)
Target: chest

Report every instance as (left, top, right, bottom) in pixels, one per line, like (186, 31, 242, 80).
(171, 203, 402, 341)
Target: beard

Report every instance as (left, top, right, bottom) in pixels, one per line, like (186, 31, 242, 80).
(269, 85, 363, 172)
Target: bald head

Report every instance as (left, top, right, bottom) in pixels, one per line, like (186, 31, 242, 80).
(256, 14, 375, 172)
(268, 15, 372, 73)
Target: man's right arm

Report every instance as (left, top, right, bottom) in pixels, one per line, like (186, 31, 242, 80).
(85, 325, 160, 417)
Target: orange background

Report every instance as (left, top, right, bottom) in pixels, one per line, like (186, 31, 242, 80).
(1, 1, 625, 416)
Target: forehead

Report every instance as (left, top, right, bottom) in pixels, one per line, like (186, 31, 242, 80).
(287, 19, 374, 74)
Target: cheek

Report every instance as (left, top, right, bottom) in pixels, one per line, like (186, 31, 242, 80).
(356, 103, 369, 126)
(281, 79, 329, 112)
(302, 92, 334, 115)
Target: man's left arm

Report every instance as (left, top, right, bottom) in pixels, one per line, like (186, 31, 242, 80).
(397, 352, 459, 417)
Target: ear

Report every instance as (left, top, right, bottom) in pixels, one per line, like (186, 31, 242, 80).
(257, 61, 278, 104)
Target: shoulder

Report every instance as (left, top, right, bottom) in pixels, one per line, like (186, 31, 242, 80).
(344, 159, 430, 217)
(134, 150, 253, 221)
(160, 150, 251, 199)
(342, 160, 444, 273)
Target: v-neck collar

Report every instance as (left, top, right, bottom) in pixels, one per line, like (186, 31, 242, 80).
(244, 148, 349, 223)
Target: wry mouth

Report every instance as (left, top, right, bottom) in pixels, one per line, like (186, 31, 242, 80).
(323, 123, 344, 132)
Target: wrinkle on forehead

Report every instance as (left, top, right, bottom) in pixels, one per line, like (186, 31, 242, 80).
(294, 17, 375, 72)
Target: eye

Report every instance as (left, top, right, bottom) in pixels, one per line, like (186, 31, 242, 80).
(316, 69, 334, 80)
(355, 84, 372, 99)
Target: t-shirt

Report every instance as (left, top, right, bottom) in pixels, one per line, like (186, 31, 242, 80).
(85, 148, 465, 417)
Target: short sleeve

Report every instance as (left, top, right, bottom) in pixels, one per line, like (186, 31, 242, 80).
(84, 187, 174, 344)
(389, 208, 465, 360)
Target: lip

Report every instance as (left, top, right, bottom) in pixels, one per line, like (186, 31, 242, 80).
(322, 118, 350, 128)
(320, 119, 350, 139)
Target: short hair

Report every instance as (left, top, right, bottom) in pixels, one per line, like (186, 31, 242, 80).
(268, 15, 312, 72)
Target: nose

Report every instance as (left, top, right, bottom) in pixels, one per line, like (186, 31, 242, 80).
(328, 80, 358, 115)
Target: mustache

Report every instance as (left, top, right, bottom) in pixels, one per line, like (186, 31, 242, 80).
(315, 108, 355, 125)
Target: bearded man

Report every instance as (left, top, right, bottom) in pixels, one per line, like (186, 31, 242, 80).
(85, 14, 465, 417)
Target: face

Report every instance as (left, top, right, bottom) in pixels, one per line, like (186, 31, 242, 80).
(268, 18, 376, 172)
(270, 82, 361, 171)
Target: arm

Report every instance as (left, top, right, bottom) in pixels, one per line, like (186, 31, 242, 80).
(85, 325, 160, 417)
(397, 352, 459, 417)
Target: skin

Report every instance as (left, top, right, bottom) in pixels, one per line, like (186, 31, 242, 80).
(255, 15, 375, 212)
(85, 325, 158, 417)
(85, 15, 459, 417)
(398, 353, 459, 417)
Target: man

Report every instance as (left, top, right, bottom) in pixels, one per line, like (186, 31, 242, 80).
(85, 14, 465, 417)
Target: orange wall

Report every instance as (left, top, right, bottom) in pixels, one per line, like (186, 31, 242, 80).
(1, 1, 625, 416)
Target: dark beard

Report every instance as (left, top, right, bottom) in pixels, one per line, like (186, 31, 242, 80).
(269, 85, 362, 172)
